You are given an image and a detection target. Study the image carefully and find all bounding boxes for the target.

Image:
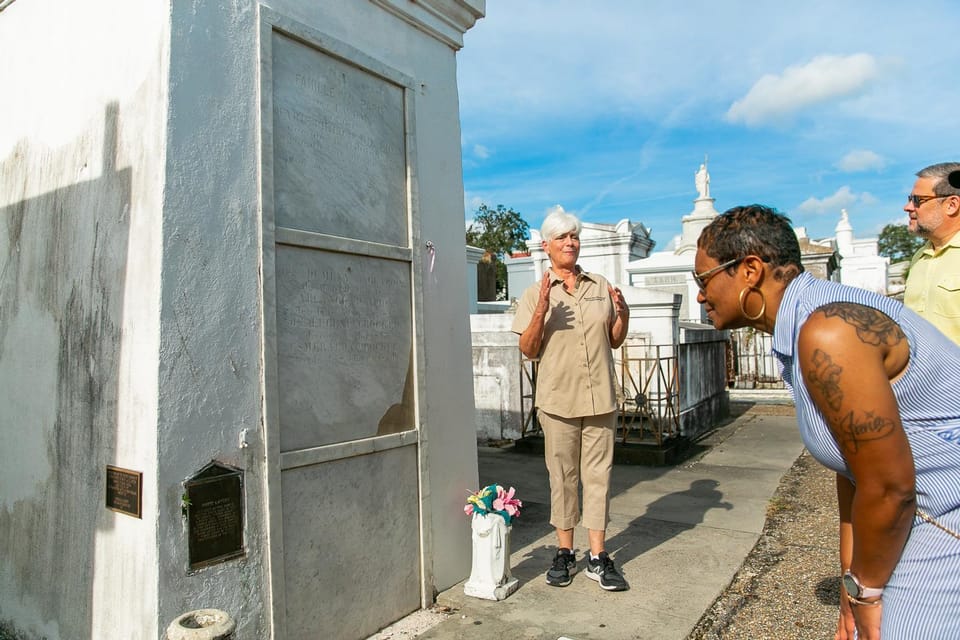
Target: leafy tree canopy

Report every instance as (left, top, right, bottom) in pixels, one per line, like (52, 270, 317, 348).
(877, 223, 923, 262)
(466, 204, 530, 300)
(466, 204, 530, 259)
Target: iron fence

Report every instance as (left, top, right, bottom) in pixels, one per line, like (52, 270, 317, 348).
(727, 327, 785, 389)
(616, 343, 680, 445)
(519, 340, 682, 445)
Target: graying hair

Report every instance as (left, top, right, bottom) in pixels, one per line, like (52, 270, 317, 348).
(540, 210, 582, 241)
(917, 162, 960, 196)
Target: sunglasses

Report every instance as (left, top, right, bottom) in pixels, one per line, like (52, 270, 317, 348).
(906, 194, 951, 208)
(692, 258, 742, 290)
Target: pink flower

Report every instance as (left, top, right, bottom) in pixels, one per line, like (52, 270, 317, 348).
(493, 486, 522, 517)
(464, 484, 522, 523)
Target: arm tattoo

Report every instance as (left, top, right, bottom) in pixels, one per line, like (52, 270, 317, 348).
(807, 349, 896, 455)
(835, 410, 896, 455)
(817, 302, 905, 347)
(808, 349, 843, 411)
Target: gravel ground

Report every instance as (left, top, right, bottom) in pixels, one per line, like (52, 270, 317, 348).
(687, 448, 841, 640)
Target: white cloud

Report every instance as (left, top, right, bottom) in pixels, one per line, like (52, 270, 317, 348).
(795, 186, 859, 215)
(457, 4, 960, 245)
(473, 144, 490, 160)
(726, 54, 880, 126)
(836, 149, 886, 172)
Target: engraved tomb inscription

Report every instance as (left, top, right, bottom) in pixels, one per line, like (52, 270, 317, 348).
(185, 465, 245, 570)
(276, 246, 414, 452)
(271, 32, 407, 246)
(105, 465, 142, 518)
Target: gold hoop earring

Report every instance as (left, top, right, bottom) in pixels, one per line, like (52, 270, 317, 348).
(739, 286, 766, 321)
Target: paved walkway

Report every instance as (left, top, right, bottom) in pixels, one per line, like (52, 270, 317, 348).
(416, 404, 801, 640)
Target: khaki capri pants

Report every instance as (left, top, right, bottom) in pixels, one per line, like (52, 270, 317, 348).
(538, 409, 616, 531)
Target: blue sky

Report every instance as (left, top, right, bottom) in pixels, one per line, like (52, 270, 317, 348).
(456, 1, 960, 250)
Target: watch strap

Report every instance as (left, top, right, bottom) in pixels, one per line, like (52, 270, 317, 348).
(843, 571, 884, 599)
(845, 592, 883, 607)
(859, 584, 884, 599)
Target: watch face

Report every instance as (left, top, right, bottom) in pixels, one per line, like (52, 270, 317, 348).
(842, 573, 859, 597)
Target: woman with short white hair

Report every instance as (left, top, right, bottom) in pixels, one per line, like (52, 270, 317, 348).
(512, 209, 630, 591)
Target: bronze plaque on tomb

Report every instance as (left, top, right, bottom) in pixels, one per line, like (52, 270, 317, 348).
(105, 465, 143, 518)
(186, 468, 245, 569)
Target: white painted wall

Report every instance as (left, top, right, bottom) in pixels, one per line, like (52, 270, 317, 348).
(157, 2, 269, 636)
(0, 1, 167, 638)
(158, 0, 483, 632)
(471, 314, 525, 441)
(1, 0, 484, 637)
(514, 218, 654, 289)
(833, 209, 889, 294)
(627, 252, 704, 322)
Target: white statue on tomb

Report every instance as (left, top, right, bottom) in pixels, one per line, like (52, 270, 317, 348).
(463, 513, 519, 600)
(695, 162, 710, 199)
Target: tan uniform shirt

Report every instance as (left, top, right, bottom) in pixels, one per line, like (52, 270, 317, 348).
(511, 269, 619, 418)
(904, 229, 960, 346)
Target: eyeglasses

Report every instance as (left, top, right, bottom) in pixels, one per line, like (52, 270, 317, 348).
(906, 194, 951, 208)
(692, 258, 741, 290)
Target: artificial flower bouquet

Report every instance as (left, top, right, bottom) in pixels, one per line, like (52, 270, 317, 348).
(464, 484, 522, 524)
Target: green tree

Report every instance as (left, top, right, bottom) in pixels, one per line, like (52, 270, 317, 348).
(877, 223, 923, 262)
(466, 204, 530, 299)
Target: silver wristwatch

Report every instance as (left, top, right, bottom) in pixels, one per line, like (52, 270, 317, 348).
(842, 571, 884, 600)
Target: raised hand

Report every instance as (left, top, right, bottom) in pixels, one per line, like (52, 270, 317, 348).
(608, 285, 628, 318)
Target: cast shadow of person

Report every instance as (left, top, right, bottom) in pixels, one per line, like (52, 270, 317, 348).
(507, 478, 733, 586)
(604, 478, 733, 565)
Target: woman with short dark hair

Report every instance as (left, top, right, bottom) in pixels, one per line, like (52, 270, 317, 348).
(695, 204, 960, 640)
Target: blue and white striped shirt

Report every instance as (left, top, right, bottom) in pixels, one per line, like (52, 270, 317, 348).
(771, 272, 960, 639)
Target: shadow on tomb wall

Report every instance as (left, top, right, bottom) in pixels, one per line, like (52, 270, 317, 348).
(377, 348, 415, 435)
(0, 103, 132, 640)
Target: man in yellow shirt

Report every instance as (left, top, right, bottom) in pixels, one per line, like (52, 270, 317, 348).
(903, 162, 960, 345)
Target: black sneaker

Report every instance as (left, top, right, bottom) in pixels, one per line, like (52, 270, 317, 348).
(545, 548, 577, 587)
(585, 552, 628, 591)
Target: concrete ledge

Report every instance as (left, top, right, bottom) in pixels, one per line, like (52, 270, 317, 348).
(728, 388, 794, 405)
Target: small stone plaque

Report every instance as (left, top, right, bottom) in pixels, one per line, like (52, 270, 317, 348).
(186, 464, 245, 570)
(105, 465, 142, 518)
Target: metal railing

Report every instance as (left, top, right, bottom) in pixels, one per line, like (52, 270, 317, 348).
(728, 327, 785, 389)
(518, 342, 682, 445)
(519, 355, 540, 438)
(617, 343, 680, 445)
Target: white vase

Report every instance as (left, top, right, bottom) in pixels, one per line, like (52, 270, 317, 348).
(463, 513, 520, 601)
